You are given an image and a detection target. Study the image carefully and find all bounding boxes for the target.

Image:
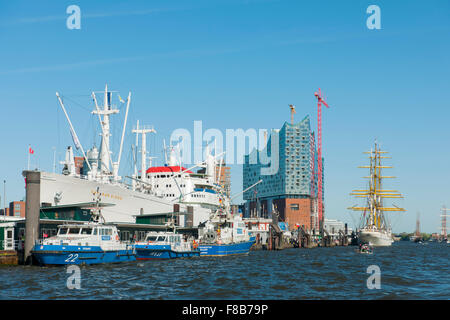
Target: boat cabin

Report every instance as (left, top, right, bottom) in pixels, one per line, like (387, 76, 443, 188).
(144, 232, 183, 244)
(41, 223, 121, 247)
(56, 225, 116, 238)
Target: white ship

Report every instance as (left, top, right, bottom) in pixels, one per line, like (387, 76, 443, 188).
(39, 85, 225, 226)
(359, 228, 394, 246)
(348, 142, 405, 247)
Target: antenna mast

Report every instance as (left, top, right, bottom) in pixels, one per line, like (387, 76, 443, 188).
(92, 84, 119, 174)
(116, 92, 131, 178)
(132, 125, 156, 184)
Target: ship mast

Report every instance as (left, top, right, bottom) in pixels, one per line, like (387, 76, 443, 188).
(348, 142, 405, 230)
(132, 124, 156, 185)
(92, 84, 119, 175)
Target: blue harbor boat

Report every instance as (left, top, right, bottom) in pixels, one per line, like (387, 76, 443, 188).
(31, 222, 136, 265)
(134, 231, 200, 260)
(198, 207, 256, 257)
(198, 237, 256, 256)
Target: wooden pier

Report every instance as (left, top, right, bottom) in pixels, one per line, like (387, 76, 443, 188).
(0, 250, 19, 265)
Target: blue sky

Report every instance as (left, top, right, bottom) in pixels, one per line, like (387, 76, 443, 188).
(0, 0, 449, 233)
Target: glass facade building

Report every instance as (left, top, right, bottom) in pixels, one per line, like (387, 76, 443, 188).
(243, 116, 323, 231)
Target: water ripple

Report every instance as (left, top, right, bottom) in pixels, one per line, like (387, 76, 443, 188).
(0, 242, 448, 299)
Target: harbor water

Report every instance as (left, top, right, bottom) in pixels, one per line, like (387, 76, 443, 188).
(0, 242, 448, 300)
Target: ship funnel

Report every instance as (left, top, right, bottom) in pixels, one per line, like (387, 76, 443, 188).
(62, 146, 76, 176)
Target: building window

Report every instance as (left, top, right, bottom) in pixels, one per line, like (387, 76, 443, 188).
(290, 204, 299, 210)
(121, 231, 130, 241)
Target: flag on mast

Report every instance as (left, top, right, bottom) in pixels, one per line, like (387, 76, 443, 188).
(27, 144, 34, 170)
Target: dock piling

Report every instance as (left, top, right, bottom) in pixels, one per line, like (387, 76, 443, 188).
(23, 170, 40, 265)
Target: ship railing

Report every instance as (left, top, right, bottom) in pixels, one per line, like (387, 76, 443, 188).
(172, 242, 193, 252)
(101, 243, 135, 251)
(34, 239, 59, 246)
(121, 240, 134, 245)
(0, 240, 22, 251)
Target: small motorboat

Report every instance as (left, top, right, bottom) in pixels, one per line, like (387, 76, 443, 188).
(358, 242, 373, 254)
(32, 222, 136, 265)
(31, 193, 136, 266)
(134, 231, 200, 260)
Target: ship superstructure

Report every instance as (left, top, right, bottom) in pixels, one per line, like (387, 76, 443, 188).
(40, 85, 224, 226)
(348, 142, 405, 246)
(145, 145, 223, 210)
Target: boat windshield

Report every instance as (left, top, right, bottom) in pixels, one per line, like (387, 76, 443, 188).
(58, 228, 68, 235)
(169, 236, 181, 242)
(68, 228, 80, 234)
(80, 228, 92, 235)
(146, 236, 158, 242)
(157, 236, 166, 242)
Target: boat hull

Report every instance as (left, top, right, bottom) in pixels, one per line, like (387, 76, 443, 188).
(31, 244, 136, 265)
(135, 244, 200, 260)
(359, 230, 393, 246)
(198, 239, 255, 256)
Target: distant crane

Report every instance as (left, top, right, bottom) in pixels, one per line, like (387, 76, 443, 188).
(289, 104, 296, 125)
(415, 212, 421, 238)
(440, 206, 449, 240)
(314, 88, 330, 231)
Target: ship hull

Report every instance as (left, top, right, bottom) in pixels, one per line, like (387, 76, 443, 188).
(359, 230, 393, 246)
(135, 244, 200, 260)
(31, 244, 136, 265)
(198, 239, 255, 257)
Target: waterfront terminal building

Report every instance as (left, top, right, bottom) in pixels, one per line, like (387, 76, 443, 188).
(243, 116, 323, 232)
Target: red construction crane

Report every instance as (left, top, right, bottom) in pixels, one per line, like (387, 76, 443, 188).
(314, 88, 330, 231)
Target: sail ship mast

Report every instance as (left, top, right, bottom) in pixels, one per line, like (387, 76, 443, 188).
(348, 142, 405, 231)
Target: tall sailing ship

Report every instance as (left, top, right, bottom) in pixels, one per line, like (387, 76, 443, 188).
(348, 142, 405, 246)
